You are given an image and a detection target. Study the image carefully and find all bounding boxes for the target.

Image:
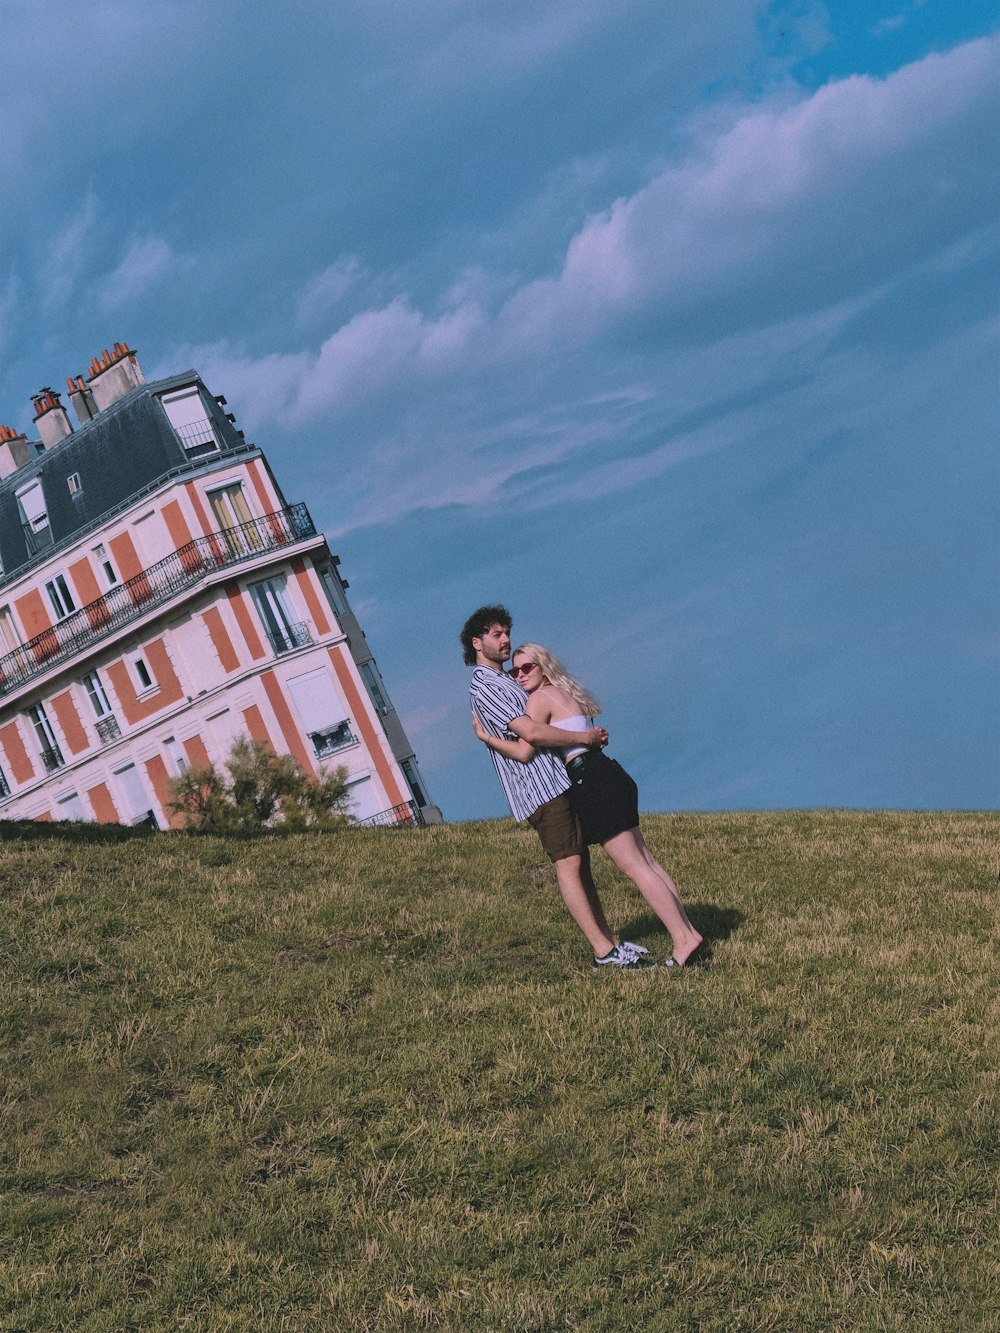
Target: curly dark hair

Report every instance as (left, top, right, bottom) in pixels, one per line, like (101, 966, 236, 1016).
(459, 604, 512, 666)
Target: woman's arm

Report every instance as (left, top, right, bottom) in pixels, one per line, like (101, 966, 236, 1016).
(472, 711, 536, 762)
(509, 714, 608, 749)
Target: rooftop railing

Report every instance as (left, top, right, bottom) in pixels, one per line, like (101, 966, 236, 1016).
(0, 503, 317, 699)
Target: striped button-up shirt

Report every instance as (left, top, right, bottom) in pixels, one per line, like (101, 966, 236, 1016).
(470, 665, 570, 821)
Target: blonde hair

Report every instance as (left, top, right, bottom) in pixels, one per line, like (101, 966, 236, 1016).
(513, 642, 602, 717)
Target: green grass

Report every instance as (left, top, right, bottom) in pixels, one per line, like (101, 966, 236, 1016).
(1, 811, 996, 1331)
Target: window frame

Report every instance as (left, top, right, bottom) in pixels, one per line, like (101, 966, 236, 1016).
(127, 651, 156, 696)
(27, 701, 64, 770)
(45, 573, 77, 622)
(92, 544, 119, 589)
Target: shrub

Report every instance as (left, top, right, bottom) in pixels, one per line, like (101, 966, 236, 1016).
(168, 734, 350, 832)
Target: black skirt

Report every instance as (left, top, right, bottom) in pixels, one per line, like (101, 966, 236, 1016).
(566, 750, 640, 845)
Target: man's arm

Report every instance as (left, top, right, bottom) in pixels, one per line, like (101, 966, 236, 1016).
(509, 717, 608, 749)
(472, 710, 535, 762)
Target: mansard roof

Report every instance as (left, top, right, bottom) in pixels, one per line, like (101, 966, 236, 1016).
(0, 372, 252, 584)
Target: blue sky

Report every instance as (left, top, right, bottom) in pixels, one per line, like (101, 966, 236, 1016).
(1, 0, 996, 818)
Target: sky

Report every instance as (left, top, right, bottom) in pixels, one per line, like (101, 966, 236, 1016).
(1, 0, 997, 819)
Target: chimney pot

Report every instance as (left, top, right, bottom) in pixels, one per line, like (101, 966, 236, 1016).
(68, 372, 99, 424)
(0, 426, 33, 477)
(87, 338, 145, 410)
(31, 387, 73, 446)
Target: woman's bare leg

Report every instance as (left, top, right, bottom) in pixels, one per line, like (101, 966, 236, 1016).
(600, 829, 703, 964)
(634, 830, 700, 941)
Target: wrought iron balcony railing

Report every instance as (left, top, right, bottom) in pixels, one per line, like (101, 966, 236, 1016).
(356, 800, 425, 829)
(23, 520, 54, 557)
(95, 715, 122, 745)
(310, 720, 356, 758)
(0, 504, 316, 698)
(39, 742, 65, 772)
(266, 621, 313, 656)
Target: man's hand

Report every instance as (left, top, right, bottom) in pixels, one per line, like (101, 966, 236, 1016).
(587, 727, 609, 749)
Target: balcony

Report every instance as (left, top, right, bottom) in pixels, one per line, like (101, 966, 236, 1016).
(174, 418, 219, 458)
(310, 720, 356, 758)
(266, 620, 313, 656)
(22, 520, 54, 557)
(0, 504, 317, 698)
(39, 742, 65, 773)
(96, 715, 122, 745)
(356, 800, 425, 829)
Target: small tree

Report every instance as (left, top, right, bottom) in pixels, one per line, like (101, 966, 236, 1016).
(168, 734, 351, 832)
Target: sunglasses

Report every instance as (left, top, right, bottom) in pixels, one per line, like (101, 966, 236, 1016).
(509, 662, 537, 677)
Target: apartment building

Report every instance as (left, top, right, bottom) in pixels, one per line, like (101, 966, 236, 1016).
(0, 342, 439, 828)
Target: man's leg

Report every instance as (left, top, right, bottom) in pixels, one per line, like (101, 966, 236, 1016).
(528, 794, 617, 957)
(553, 852, 616, 956)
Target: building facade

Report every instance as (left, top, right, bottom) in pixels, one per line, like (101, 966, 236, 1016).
(0, 342, 438, 828)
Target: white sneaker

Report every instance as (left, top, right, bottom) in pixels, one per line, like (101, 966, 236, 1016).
(619, 940, 649, 959)
(593, 944, 654, 970)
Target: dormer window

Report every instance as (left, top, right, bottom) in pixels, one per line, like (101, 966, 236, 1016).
(16, 480, 52, 554)
(159, 387, 219, 459)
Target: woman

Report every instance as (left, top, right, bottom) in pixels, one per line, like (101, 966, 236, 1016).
(473, 643, 703, 967)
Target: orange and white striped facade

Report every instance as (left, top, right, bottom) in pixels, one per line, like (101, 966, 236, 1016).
(0, 348, 437, 828)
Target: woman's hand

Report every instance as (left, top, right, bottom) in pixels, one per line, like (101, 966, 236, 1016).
(471, 711, 489, 742)
(586, 726, 609, 748)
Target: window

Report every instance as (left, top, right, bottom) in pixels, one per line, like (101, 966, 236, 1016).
(113, 762, 157, 826)
(56, 790, 88, 821)
(359, 660, 390, 714)
(0, 606, 21, 654)
(82, 670, 120, 743)
(164, 736, 188, 775)
(82, 670, 112, 718)
(0, 606, 27, 678)
(159, 387, 218, 458)
(208, 482, 263, 555)
(16, 480, 52, 554)
(250, 576, 310, 655)
(344, 773, 383, 822)
(0, 763, 10, 801)
(92, 544, 118, 588)
(28, 702, 64, 771)
(318, 566, 348, 622)
(401, 759, 427, 809)
(45, 574, 77, 621)
(128, 652, 155, 693)
(67, 472, 82, 497)
(287, 668, 354, 757)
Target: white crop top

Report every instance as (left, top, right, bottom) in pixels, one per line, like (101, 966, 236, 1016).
(550, 713, 592, 762)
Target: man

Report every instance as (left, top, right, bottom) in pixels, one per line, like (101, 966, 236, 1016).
(461, 604, 652, 970)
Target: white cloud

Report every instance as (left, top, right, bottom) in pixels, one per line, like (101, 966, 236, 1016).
(41, 191, 101, 317)
(97, 236, 176, 313)
(154, 35, 998, 534)
(496, 35, 999, 348)
(295, 256, 365, 329)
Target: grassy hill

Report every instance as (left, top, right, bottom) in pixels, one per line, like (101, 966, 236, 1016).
(1, 811, 996, 1331)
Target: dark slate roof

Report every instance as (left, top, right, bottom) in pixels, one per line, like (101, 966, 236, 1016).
(0, 372, 253, 584)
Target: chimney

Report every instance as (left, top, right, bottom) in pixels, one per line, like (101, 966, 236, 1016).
(32, 387, 73, 448)
(87, 340, 145, 411)
(0, 425, 34, 479)
(66, 374, 98, 424)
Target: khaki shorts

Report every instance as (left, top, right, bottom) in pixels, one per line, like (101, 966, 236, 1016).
(526, 790, 587, 863)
